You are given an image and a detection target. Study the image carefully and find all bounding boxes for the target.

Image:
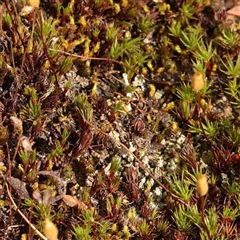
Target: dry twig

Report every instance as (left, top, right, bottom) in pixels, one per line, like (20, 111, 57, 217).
(5, 182, 48, 240)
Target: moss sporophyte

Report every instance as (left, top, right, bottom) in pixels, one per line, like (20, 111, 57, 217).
(1, 1, 240, 239)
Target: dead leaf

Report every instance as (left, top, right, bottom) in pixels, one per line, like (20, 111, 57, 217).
(227, 5, 240, 16)
(62, 195, 88, 210)
(62, 195, 79, 207)
(7, 177, 30, 199)
(77, 201, 88, 211)
(20, 6, 35, 16)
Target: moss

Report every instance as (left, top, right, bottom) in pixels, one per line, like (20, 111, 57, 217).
(1, 0, 240, 239)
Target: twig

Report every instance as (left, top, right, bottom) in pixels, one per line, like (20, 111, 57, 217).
(49, 48, 176, 86)
(5, 182, 48, 240)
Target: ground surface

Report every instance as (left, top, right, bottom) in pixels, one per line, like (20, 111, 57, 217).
(0, 0, 240, 239)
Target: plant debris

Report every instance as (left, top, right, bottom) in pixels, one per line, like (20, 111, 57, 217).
(0, 0, 240, 239)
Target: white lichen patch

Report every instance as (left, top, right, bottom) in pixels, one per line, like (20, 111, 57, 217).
(168, 161, 177, 172)
(156, 155, 164, 168)
(125, 103, 132, 113)
(149, 201, 159, 210)
(176, 134, 186, 145)
(141, 156, 149, 165)
(221, 173, 228, 183)
(122, 73, 129, 85)
(132, 75, 146, 91)
(109, 130, 120, 142)
(160, 139, 167, 146)
(121, 142, 136, 160)
(153, 187, 162, 197)
(154, 89, 165, 100)
(129, 142, 137, 153)
(139, 177, 146, 189)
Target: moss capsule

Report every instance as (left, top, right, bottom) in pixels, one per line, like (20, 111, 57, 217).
(197, 174, 208, 197)
(44, 218, 58, 240)
(28, 0, 40, 8)
(191, 72, 204, 92)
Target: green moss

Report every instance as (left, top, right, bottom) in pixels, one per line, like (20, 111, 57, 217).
(1, 1, 240, 239)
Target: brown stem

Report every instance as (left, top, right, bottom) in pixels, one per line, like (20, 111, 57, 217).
(200, 195, 212, 240)
(5, 183, 48, 240)
(50, 48, 177, 86)
(196, 93, 218, 152)
(37, 10, 59, 91)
